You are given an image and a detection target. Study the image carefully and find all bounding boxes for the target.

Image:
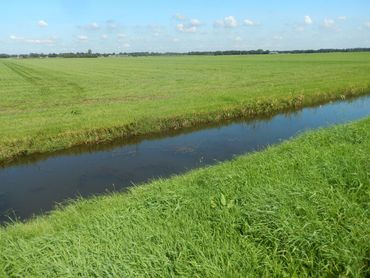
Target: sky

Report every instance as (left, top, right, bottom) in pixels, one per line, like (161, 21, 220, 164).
(1, 0, 370, 54)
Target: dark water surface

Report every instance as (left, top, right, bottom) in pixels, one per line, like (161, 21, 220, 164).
(1, 95, 370, 223)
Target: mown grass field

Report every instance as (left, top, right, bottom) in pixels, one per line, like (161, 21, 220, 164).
(1, 117, 369, 277)
(1, 52, 370, 163)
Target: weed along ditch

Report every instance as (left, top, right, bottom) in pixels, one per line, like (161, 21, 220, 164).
(0, 95, 370, 223)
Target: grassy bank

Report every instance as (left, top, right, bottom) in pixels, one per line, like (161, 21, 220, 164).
(1, 117, 369, 277)
(1, 53, 370, 164)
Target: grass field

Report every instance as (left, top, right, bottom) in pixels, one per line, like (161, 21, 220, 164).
(1, 117, 369, 277)
(1, 52, 370, 163)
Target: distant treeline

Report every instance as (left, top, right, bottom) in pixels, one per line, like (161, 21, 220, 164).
(1, 48, 370, 58)
(277, 48, 370, 54)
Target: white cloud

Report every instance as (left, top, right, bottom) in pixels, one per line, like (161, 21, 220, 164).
(323, 18, 336, 29)
(304, 16, 313, 25)
(364, 22, 370, 29)
(214, 16, 238, 28)
(175, 14, 186, 21)
(10, 35, 23, 40)
(25, 39, 55, 45)
(123, 43, 130, 48)
(172, 38, 180, 42)
(78, 35, 88, 42)
(224, 16, 238, 28)
(10, 35, 55, 45)
(81, 22, 100, 30)
(244, 19, 257, 26)
(37, 20, 48, 28)
(101, 34, 108, 39)
(175, 17, 202, 33)
(176, 23, 197, 33)
(91, 22, 99, 29)
(235, 36, 242, 42)
(190, 19, 201, 27)
(338, 16, 347, 21)
(295, 16, 313, 32)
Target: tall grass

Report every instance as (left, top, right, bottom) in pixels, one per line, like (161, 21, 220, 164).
(1, 117, 369, 277)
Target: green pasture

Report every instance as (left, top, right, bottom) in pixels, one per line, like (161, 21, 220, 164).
(1, 53, 370, 163)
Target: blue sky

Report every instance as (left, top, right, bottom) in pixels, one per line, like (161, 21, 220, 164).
(1, 0, 370, 54)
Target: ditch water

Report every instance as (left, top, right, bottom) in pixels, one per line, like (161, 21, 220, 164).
(1, 95, 370, 224)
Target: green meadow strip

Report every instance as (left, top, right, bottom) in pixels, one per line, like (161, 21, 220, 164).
(1, 53, 370, 164)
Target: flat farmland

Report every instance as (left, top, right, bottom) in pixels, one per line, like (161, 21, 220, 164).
(1, 53, 370, 163)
